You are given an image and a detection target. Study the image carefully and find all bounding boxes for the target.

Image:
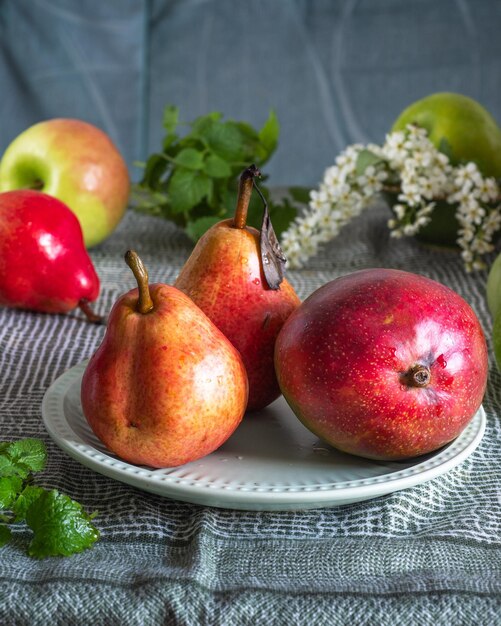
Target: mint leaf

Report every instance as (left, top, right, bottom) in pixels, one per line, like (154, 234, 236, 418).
(191, 111, 223, 138)
(258, 109, 279, 162)
(0, 455, 22, 478)
(173, 148, 205, 171)
(163, 133, 178, 151)
(26, 490, 99, 559)
(141, 153, 168, 189)
(205, 122, 244, 162)
(356, 149, 385, 175)
(186, 216, 222, 242)
(7, 439, 47, 474)
(0, 476, 23, 509)
(168, 169, 213, 213)
(204, 153, 232, 178)
(163, 105, 179, 134)
(13, 485, 45, 522)
(0, 524, 11, 547)
(132, 107, 289, 241)
(235, 121, 259, 142)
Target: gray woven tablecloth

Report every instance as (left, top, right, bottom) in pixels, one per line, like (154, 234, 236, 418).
(1, 205, 500, 625)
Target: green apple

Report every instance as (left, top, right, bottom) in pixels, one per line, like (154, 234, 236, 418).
(492, 308, 501, 371)
(0, 119, 130, 247)
(486, 251, 501, 317)
(391, 93, 501, 246)
(392, 92, 501, 176)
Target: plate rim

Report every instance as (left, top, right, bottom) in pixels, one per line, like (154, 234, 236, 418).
(41, 361, 487, 510)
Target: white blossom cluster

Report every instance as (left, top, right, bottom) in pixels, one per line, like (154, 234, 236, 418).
(281, 124, 501, 272)
(280, 144, 387, 268)
(451, 162, 501, 270)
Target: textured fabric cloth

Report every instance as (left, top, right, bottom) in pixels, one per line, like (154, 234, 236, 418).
(1, 0, 501, 186)
(0, 204, 500, 624)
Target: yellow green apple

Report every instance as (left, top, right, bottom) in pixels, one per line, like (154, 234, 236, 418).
(0, 119, 130, 247)
(391, 93, 501, 245)
(492, 308, 501, 371)
(486, 251, 501, 317)
(392, 92, 501, 176)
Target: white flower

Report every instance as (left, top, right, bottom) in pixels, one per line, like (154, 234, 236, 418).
(357, 165, 387, 195)
(460, 200, 485, 225)
(383, 131, 407, 164)
(390, 229, 403, 238)
(393, 204, 407, 219)
(484, 209, 501, 232)
(470, 238, 493, 254)
(281, 124, 501, 272)
(454, 162, 483, 189)
(458, 226, 475, 242)
(476, 177, 499, 203)
(403, 223, 418, 236)
(323, 166, 343, 187)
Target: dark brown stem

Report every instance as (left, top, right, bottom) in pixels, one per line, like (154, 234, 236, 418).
(124, 250, 154, 314)
(30, 179, 44, 191)
(401, 364, 431, 388)
(233, 165, 261, 229)
(78, 299, 105, 325)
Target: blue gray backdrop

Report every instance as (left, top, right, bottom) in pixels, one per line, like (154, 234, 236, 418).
(1, 0, 500, 186)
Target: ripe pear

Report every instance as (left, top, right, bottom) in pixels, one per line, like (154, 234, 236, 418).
(81, 251, 248, 468)
(175, 166, 301, 411)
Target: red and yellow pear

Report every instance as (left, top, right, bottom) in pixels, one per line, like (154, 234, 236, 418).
(81, 251, 248, 468)
(175, 166, 301, 411)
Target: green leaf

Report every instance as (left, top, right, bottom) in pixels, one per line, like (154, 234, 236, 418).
(0, 455, 22, 478)
(0, 524, 11, 547)
(132, 107, 281, 234)
(0, 476, 23, 509)
(191, 111, 223, 132)
(270, 200, 298, 238)
(205, 122, 245, 162)
(356, 149, 385, 176)
(163, 105, 179, 134)
(163, 133, 178, 152)
(258, 110, 280, 162)
(26, 490, 99, 559)
(168, 168, 213, 214)
(245, 195, 297, 238)
(235, 121, 259, 142)
(288, 186, 312, 205)
(438, 137, 454, 162)
(13, 485, 45, 522)
(173, 148, 205, 170)
(204, 153, 232, 178)
(185, 216, 222, 242)
(7, 439, 47, 474)
(140, 153, 168, 189)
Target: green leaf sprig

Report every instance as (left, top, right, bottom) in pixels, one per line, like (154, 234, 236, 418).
(132, 107, 301, 241)
(0, 438, 99, 558)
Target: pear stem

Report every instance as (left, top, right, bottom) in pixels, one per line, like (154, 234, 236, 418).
(124, 250, 154, 314)
(78, 299, 105, 325)
(233, 165, 261, 229)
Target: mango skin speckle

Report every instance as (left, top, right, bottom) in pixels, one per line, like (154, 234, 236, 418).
(274, 268, 488, 461)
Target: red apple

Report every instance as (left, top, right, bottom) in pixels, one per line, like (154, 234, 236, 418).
(275, 269, 488, 460)
(0, 119, 130, 247)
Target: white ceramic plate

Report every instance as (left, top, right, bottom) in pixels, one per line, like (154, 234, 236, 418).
(41, 361, 486, 511)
